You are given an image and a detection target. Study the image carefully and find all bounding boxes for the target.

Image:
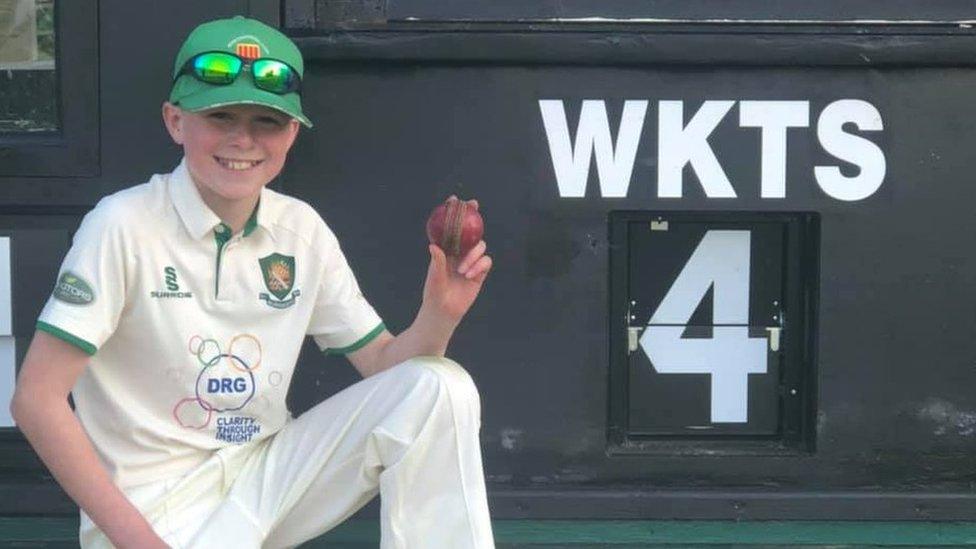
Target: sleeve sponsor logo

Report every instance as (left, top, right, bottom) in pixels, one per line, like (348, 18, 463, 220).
(53, 271, 94, 305)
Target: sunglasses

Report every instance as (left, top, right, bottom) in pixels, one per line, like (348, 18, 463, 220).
(175, 51, 302, 95)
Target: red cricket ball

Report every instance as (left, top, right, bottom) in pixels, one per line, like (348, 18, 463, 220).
(426, 196, 484, 258)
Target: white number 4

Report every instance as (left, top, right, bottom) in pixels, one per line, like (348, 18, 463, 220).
(639, 230, 768, 423)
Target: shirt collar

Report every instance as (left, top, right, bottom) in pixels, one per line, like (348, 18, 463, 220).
(169, 158, 277, 241)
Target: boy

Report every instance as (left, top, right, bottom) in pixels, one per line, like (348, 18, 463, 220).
(10, 16, 495, 548)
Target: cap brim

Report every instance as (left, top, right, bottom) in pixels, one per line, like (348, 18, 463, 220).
(175, 77, 313, 128)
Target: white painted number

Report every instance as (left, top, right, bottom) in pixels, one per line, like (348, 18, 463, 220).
(639, 230, 767, 423)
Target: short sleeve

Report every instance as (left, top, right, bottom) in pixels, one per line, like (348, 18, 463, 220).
(307, 227, 384, 355)
(36, 202, 129, 355)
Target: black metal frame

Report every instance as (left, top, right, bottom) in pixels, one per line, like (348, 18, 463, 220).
(0, 205, 90, 444)
(286, 0, 976, 69)
(0, 0, 285, 512)
(607, 211, 820, 456)
(288, 0, 976, 27)
(290, 27, 976, 71)
(0, 206, 88, 509)
(0, 0, 99, 177)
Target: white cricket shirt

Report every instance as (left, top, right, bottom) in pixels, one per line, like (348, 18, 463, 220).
(36, 159, 385, 488)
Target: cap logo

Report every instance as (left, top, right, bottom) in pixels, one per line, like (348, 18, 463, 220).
(236, 43, 261, 60)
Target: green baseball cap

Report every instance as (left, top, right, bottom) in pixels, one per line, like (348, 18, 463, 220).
(169, 16, 312, 127)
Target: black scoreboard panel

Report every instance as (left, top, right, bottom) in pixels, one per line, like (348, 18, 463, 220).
(0, 211, 87, 476)
(8, 0, 976, 522)
(285, 59, 976, 507)
(0, 211, 87, 366)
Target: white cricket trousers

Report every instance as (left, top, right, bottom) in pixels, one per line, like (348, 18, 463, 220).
(79, 356, 496, 548)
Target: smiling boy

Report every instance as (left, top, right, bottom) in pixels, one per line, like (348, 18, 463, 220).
(10, 16, 495, 548)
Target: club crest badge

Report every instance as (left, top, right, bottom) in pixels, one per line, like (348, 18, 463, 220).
(235, 42, 261, 60)
(258, 253, 300, 309)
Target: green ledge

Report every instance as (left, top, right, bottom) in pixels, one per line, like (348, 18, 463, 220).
(36, 321, 97, 356)
(315, 520, 976, 546)
(2, 518, 976, 545)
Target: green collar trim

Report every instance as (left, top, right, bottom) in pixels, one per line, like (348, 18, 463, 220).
(214, 223, 232, 245)
(243, 205, 259, 237)
(212, 202, 259, 241)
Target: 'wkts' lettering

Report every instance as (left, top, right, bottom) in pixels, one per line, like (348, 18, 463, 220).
(539, 99, 885, 201)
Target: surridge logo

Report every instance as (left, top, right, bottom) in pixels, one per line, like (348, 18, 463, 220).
(259, 253, 300, 309)
(165, 266, 179, 291)
(151, 266, 193, 299)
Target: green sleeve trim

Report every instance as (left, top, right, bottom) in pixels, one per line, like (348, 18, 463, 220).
(36, 321, 97, 356)
(325, 322, 386, 355)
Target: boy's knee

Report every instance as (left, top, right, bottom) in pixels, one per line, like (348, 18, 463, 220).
(397, 356, 481, 409)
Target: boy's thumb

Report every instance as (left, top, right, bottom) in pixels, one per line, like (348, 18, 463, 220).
(429, 244, 444, 268)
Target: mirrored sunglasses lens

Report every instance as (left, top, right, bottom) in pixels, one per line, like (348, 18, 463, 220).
(252, 60, 295, 93)
(193, 53, 241, 84)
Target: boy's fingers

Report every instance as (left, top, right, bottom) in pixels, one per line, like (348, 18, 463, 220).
(442, 195, 479, 212)
(466, 255, 493, 281)
(458, 240, 487, 274)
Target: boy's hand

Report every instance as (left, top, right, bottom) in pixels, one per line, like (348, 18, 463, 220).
(422, 199, 492, 323)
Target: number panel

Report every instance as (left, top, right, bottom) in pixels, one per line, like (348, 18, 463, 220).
(627, 221, 784, 329)
(608, 211, 818, 453)
(629, 325, 783, 435)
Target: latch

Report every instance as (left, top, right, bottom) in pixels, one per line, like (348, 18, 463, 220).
(765, 326, 781, 352)
(628, 326, 642, 353)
